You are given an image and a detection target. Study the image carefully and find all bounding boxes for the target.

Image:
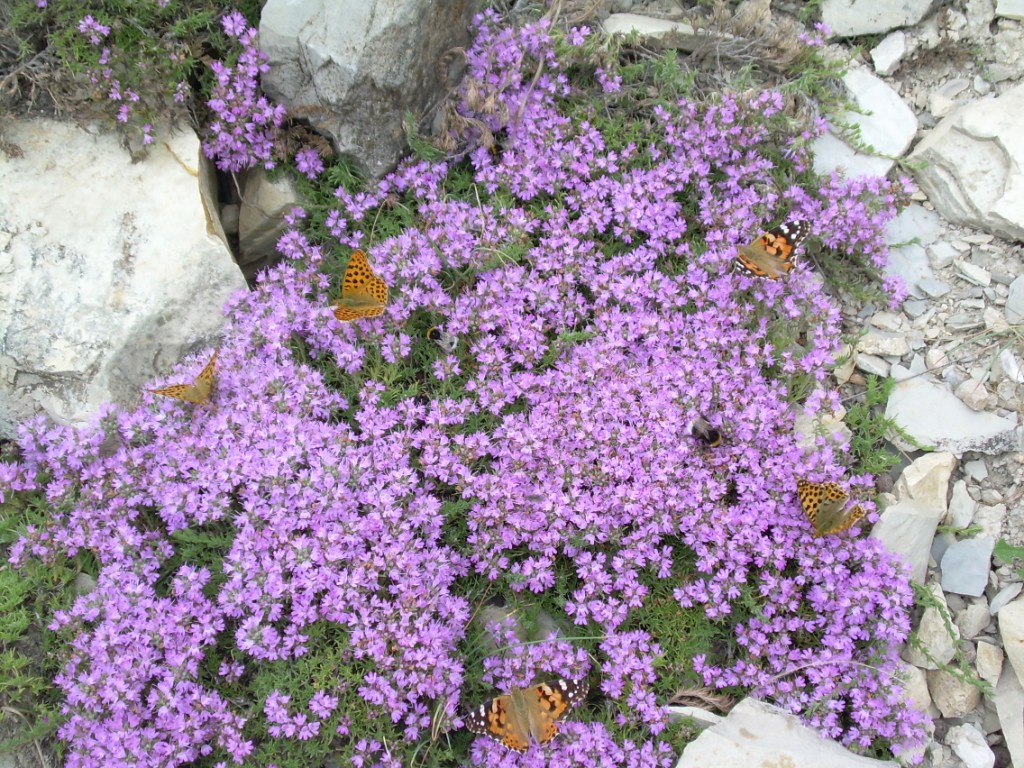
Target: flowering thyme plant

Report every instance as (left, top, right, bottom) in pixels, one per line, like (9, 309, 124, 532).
(1, 10, 925, 768)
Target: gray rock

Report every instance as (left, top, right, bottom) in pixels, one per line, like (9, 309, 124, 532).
(0, 119, 244, 438)
(964, 459, 990, 481)
(919, 278, 952, 297)
(889, 204, 943, 245)
(812, 68, 917, 178)
(910, 83, 1024, 241)
(994, 663, 1024, 768)
(929, 240, 960, 268)
(1007, 274, 1024, 323)
(887, 243, 933, 297)
(903, 299, 929, 318)
(675, 698, 899, 767)
(871, 30, 907, 75)
(947, 723, 995, 768)
(940, 535, 995, 597)
(855, 353, 891, 377)
(990, 583, 1024, 614)
(956, 599, 992, 638)
(996, 0, 1024, 19)
(822, 0, 937, 36)
(260, 0, 481, 179)
(886, 378, 1019, 455)
(945, 312, 985, 332)
(932, 530, 956, 565)
(929, 667, 983, 717)
(947, 480, 978, 528)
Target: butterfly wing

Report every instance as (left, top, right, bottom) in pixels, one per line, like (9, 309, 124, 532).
(466, 679, 587, 752)
(148, 350, 218, 404)
(192, 350, 218, 401)
(334, 250, 388, 321)
(526, 679, 589, 747)
(735, 219, 810, 279)
(465, 693, 530, 752)
(821, 504, 867, 536)
(148, 382, 203, 403)
(798, 479, 861, 537)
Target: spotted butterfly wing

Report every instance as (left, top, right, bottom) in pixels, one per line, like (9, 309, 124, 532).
(148, 350, 218, 405)
(465, 678, 588, 752)
(333, 250, 389, 321)
(797, 479, 866, 537)
(735, 219, 811, 279)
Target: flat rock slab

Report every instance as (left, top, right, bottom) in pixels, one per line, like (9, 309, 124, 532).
(676, 698, 897, 767)
(885, 377, 1020, 455)
(910, 82, 1024, 241)
(0, 119, 244, 437)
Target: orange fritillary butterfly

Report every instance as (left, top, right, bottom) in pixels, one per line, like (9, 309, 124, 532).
(333, 250, 389, 321)
(148, 350, 218, 405)
(796, 479, 866, 537)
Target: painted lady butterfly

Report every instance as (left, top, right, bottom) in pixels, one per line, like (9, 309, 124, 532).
(148, 350, 218, 405)
(734, 219, 811, 279)
(333, 250, 389, 321)
(797, 479, 867, 537)
(465, 678, 588, 752)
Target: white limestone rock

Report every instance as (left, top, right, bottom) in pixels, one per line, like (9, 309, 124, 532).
(855, 329, 911, 357)
(990, 583, 1023, 614)
(955, 599, 991, 639)
(885, 377, 1020, 455)
(910, 83, 1024, 241)
(928, 668, 982, 717)
(976, 640, 1004, 687)
(898, 661, 934, 715)
(812, 68, 917, 179)
(946, 480, 977, 528)
(675, 698, 898, 767)
(237, 170, 299, 274)
(895, 452, 957, 508)
(821, 0, 936, 36)
(940, 536, 995, 597)
(1000, 595, 1024, 689)
(994, 663, 1024, 768)
(872, 500, 944, 584)
(946, 723, 995, 768)
(603, 13, 702, 47)
(996, 0, 1024, 19)
(870, 31, 907, 76)
(260, 0, 478, 179)
(0, 119, 244, 438)
(903, 583, 959, 669)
